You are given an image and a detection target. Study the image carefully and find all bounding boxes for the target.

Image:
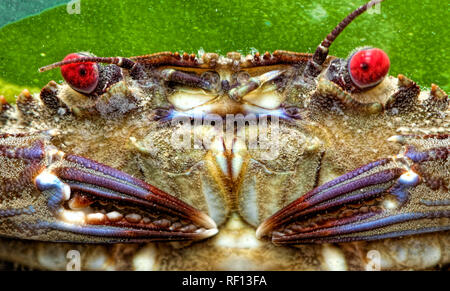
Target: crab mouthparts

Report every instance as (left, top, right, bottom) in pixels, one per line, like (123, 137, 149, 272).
(35, 154, 217, 242)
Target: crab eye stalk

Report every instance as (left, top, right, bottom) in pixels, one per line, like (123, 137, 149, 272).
(60, 53, 100, 94)
(348, 48, 390, 89)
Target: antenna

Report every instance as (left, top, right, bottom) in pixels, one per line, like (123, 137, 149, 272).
(305, 0, 385, 78)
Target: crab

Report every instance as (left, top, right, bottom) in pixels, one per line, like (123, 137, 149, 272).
(0, 0, 448, 271)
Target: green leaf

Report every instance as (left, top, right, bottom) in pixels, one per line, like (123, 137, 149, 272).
(0, 0, 448, 101)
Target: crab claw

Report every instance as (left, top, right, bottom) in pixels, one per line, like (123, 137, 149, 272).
(0, 131, 217, 243)
(257, 141, 449, 244)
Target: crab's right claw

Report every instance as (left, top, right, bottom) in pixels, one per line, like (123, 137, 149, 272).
(0, 132, 217, 243)
(257, 135, 449, 244)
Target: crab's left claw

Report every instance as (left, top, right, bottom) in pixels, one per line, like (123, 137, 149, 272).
(0, 131, 217, 243)
(257, 135, 449, 244)
(37, 154, 218, 242)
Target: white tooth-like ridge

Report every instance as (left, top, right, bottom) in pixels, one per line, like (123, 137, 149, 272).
(86, 213, 106, 223)
(60, 209, 86, 224)
(125, 213, 142, 223)
(106, 211, 123, 221)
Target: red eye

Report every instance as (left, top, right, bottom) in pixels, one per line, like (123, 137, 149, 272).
(60, 53, 99, 94)
(348, 48, 390, 89)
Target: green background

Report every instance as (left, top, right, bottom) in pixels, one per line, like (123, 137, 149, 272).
(0, 0, 448, 102)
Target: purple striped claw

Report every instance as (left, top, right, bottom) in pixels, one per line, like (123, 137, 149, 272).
(1, 131, 217, 243)
(256, 137, 449, 244)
